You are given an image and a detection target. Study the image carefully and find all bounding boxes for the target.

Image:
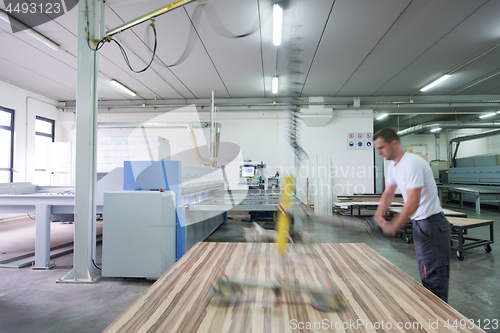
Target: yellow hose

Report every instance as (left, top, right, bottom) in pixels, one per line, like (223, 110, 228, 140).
(276, 175, 294, 255)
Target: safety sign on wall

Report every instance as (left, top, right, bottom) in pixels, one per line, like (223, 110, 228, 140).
(347, 132, 373, 150)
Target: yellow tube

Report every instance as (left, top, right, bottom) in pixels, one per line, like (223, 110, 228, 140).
(276, 175, 294, 255)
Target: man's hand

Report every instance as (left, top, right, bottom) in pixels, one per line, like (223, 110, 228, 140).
(373, 214, 386, 228)
(381, 221, 399, 237)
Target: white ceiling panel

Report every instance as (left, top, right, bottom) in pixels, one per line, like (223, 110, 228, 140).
(184, 0, 264, 98)
(300, 0, 411, 97)
(273, 0, 335, 97)
(0, 56, 75, 99)
(336, 0, 488, 96)
(0, 0, 499, 117)
(374, 0, 500, 96)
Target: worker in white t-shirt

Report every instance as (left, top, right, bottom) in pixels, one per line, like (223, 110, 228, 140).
(373, 128, 451, 303)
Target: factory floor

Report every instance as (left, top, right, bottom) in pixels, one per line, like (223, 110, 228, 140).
(0, 204, 498, 333)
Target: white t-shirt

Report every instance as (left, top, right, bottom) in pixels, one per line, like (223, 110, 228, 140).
(386, 152, 441, 220)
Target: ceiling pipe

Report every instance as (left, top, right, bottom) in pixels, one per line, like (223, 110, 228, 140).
(398, 121, 500, 137)
(448, 128, 500, 167)
(97, 122, 211, 128)
(58, 95, 500, 111)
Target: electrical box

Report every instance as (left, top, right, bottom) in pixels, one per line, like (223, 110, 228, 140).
(239, 161, 266, 189)
(430, 161, 448, 180)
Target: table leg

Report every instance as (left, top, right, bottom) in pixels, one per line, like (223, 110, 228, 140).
(475, 195, 480, 214)
(34, 204, 54, 269)
(490, 222, 494, 243)
(460, 192, 463, 208)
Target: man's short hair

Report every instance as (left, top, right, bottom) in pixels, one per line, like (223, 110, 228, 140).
(373, 128, 400, 143)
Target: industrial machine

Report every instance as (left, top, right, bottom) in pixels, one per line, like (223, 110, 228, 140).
(239, 161, 266, 189)
(430, 160, 448, 182)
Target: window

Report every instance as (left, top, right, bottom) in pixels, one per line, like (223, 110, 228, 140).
(0, 107, 14, 183)
(35, 116, 55, 185)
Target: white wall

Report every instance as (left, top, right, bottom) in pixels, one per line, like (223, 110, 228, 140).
(400, 132, 448, 162)
(447, 128, 500, 159)
(291, 110, 374, 201)
(0, 80, 67, 183)
(69, 108, 374, 202)
(401, 129, 500, 163)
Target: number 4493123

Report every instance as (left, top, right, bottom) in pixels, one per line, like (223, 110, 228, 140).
(444, 319, 498, 330)
(5, 2, 61, 15)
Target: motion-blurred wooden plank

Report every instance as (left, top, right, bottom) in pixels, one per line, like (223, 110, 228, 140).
(104, 242, 485, 333)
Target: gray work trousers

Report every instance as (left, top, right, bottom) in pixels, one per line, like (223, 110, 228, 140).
(412, 212, 451, 303)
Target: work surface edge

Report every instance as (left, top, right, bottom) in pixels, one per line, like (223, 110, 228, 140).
(103, 242, 485, 333)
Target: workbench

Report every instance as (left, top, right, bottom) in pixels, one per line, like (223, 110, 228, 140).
(389, 208, 467, 244)
(103, 242, 485, 333)
(334, 201, 403, 217)
(445, 185, 500, 214)
(447, 217, 494, 261)
(0, 191, 102, 269)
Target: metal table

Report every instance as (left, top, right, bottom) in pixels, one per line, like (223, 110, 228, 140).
(188, 189, 286, 212)
(445, 185, 500, 214)
(447, 216, 494, 261)
(0, 192, 103, 269)
(334, 201, 403, 217)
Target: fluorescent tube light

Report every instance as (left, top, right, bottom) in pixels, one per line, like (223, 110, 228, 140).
(420, 74, 451, 92)
(0, 9, 60, 51)
(430, 128, 442, 132)
(272, 76, 278, 94)
(479, 112, 497, 119)
(376, 113, 388, 120)
(273, 4, 283, 46)
(111, 80, 136, 96)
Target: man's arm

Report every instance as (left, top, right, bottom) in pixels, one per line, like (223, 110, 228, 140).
(373, 185, 397, 226)
(384, 187, 421, 235)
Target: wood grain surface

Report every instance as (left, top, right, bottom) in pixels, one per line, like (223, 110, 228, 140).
(447, 216, 493, 227)
(103, 243, 485, 333)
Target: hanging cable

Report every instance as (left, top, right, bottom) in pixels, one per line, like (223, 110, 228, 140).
(202, 3, 259, 39)
(112, 21, 157, 73)
(143, 3, 262, 68)
(88, 21, 157, 74)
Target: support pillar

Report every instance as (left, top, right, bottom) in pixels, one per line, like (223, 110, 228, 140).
(59, 0, 100, 283)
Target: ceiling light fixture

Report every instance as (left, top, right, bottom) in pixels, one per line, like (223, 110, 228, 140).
(111, 80, 136, 96)
(376, 113, 388, 120)
(420, 74, 451, 92)
(430, 128, 442, 132)
(273, 3, 283, 46)
(0, 9, 60, 51)
(272, 76, 279, 94)
(479, 112, 497, 119)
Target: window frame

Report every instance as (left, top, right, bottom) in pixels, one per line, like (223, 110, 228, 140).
(0, 106, 14, 182)
(35, 116, 55, 173)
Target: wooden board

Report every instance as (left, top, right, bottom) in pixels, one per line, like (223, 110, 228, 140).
(104, 243, 485, 333)
(390, 207, 467, 218)
(447, 216, 493, 227)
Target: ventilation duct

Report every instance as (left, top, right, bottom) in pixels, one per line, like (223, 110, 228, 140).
(299, 97, 334, 127)
(398, 121, 500, 137)
(448, 128, 500, 167)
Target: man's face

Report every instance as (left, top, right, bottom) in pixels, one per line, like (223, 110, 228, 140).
(374, 138, 398, 161)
